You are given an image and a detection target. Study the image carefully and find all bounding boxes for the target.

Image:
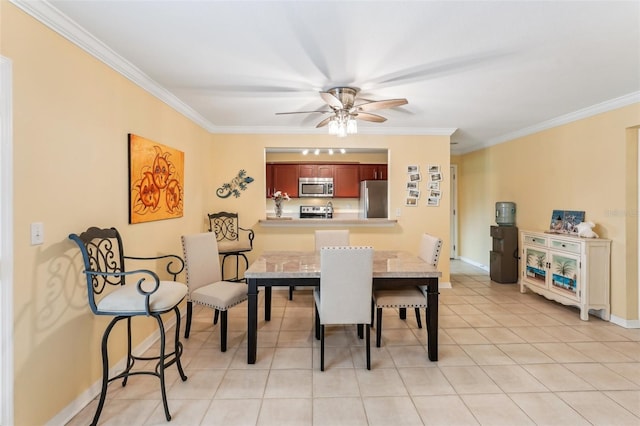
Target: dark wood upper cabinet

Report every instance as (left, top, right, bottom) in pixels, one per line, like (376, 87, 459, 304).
(299, 163, 334, 178)
(359, 164, 387, 181)
(267, 161, 386, 198)
(266, 163, 299, 198)
(333, 164, 360, 198)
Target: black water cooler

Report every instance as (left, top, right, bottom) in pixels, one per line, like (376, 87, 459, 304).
(490, 202, 518, 283)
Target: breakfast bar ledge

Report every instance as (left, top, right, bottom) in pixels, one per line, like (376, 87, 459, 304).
(259, 218, 398, 227)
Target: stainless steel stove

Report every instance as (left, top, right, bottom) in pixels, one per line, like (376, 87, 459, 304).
(300, 205, 333, 219)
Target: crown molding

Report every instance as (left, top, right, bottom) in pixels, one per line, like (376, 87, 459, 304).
(10, 0, 638, 147)
(10, 0, 217, 132)
(209, 125, 457, 136)
(469, 91, 640, 153)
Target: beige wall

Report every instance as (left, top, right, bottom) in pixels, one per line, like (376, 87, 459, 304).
(456, 104, 640, 322)
(208, 134, 451, 278)
(3, 3, 451, 423)
(2, 4, 215, 424)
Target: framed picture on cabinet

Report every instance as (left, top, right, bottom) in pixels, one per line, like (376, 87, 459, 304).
(549, 210, 585, 234)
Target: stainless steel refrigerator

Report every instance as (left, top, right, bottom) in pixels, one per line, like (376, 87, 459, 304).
(359, 180, 388, 218)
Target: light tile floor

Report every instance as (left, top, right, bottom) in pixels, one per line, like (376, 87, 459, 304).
(67, 260, 640, 425)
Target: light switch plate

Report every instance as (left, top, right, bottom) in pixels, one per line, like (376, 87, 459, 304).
(31, 222, 44, 245)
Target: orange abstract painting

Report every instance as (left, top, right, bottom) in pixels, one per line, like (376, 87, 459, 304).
(128, 134, 184, 224)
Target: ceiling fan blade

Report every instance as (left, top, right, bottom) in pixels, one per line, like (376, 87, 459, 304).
(320, 91, 344, 109)
(355, 98, 408, 112)
(276, 110, 331, 115)
(315, 117, 332, 128)
(355, 112, 387, 123)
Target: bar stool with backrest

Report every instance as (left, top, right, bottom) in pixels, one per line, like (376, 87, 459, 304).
(372, 233, 443, 347)
(314, 246, 374, 371)
(208, 211, 254, 282)
(68, 226, 188, 425)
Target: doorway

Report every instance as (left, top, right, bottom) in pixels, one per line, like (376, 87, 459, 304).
(450, 164, 458, 259)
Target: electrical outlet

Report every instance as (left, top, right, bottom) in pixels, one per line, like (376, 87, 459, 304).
(396, 208, 401, 217)
(31, 222, 44, 245)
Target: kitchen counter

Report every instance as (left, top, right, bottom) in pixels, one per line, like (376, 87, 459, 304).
(259, 217, 397, 227)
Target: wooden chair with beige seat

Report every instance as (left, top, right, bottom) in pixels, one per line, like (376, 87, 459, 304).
(314, 246, 374, 371)
(181, 232, 248, 352)
(372, 233, 443, 347)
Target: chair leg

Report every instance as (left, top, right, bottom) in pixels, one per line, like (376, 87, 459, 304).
(153, 314, 172, 421)
(414, 307, 423, 329)
(371, 299, 375, 327)
(357, 324, 364, 339)
(172, 306, 188, 382)
(376, 307, 383, 347)
(315, 305, 320, 340)
(239, 253, 250, 282)
(122, 317, 134, 386)
(214, 309, 220, 325)
(399, 307, 407, 320)
(365, 324, 371, 370)
(184, 301, 193, 339)
(320, 324, 325, 371)
(91, 316, 122, 426)
(289, 285, 294, 300)
(220, 310, 228, 352)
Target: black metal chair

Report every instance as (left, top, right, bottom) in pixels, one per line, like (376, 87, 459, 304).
(208, 212, 255, 282)
(69, 227, 188, 426)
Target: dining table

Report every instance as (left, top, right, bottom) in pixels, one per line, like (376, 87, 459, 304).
(244, 250, 442, 364)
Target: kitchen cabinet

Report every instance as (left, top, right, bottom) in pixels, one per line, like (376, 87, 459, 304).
(266, 163, 298, 198)
(519, 230, 611, 321)
(359, 164, 387, 181)
(333, 164, 360, 198)
(299, 163, 334, 178)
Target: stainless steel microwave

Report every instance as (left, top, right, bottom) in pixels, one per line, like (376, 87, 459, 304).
(298, 177, 334, 197)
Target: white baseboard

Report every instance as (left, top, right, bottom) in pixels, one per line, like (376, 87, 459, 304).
(46, 314, 179, 426)
(458, 256, 490, 272)
(610, 315, 640, 329)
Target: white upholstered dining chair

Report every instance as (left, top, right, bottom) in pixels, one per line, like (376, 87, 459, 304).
(289, 229, 351, 300)
(181, 232, 248, 352)
(314, 229, 350, 250)
(314, 246, 373, 371)
(372, 233, 443, 347)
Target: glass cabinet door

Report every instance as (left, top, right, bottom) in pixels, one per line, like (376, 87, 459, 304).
(549, 252, 580, 300)
(524, 246, 547, 288)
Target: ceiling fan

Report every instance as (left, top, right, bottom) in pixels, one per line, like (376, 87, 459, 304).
(276, 87, 408, 136)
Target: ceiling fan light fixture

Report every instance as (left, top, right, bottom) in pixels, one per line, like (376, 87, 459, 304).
(337, 123, 348, 138)
(347, 117, 357, 134)
(328, 117, 339, 135)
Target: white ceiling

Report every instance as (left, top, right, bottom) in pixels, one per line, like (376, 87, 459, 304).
(16, 0, 640, 154)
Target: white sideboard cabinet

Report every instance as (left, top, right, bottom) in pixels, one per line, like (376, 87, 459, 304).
(519, 230, 611, 321)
